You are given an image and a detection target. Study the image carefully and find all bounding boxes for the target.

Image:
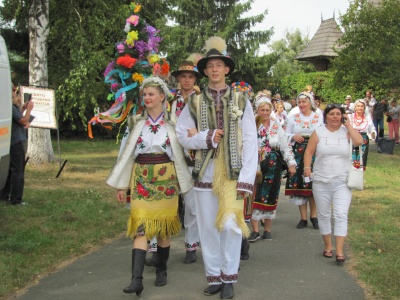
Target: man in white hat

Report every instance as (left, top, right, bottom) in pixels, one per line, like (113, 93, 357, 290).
(176, 37, 258, 299)
(342, 95, 355, 114)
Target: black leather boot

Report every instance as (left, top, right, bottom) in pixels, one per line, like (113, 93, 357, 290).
(123, 248, 146, 295)
(220, 282, 234, 299)
(204, 284, 222, 295)
(155, 245, 170, 287)
(240, 237, 249, 260)
(184, 250, 197, 264)
(310, 217, 319, 229)
(144, 251, 158, 267)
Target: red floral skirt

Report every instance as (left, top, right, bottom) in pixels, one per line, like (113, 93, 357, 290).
(127, 159, 181, 240)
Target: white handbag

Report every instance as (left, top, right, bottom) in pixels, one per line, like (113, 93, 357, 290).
(347, 140, 364, 190)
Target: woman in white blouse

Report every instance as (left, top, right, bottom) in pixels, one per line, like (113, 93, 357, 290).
(248, 97, 296, 242)
(303, 104, 362, 264)
(284, 92, 323, 229)
(348, 99, 376, 170)
(106, 77, 192, 296)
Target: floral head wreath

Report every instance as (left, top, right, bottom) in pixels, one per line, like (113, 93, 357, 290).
(255, 93, 272, 109)
(140, 77, 173, 101)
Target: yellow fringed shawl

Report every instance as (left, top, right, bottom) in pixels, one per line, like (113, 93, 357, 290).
(213, 140, 250, 237)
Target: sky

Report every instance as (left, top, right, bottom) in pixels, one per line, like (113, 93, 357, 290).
(248, 0, 350, 54)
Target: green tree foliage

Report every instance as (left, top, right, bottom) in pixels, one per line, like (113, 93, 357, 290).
(50, 1, 127, 134)
(162, 0, 274, 90)
(268, 29, 315, 84)
(280, 71, 356, 103)
(1, 0, 274, 134)
(332, 0, 400, 93)
(1, 0, 173, 135)
(0, 0, 30, 84)
(279, 72, 351, 103)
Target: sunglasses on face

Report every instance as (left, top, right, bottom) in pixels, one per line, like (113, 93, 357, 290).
(326, 104, 342, 109)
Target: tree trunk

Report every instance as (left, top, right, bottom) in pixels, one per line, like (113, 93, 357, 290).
(27, 0, 54, 164)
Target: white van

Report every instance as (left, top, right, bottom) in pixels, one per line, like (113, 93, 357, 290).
(0, 35, 12, 189)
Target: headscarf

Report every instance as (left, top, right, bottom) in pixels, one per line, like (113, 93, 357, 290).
(297, 92, 315, 111)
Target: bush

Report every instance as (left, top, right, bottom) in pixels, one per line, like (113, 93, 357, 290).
(280, 71, 370, 103)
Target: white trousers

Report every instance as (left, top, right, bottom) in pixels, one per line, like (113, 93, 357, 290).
(184, 188, 200, 250)
(312, 180, 352, 237)
(195, 190, 242, 284)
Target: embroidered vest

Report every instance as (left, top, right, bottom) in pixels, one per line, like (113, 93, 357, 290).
(187, 87, 247, 181)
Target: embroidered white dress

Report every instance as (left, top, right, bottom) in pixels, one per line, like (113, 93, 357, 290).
(257, 117, 296, 165)
(285, 112, 323, 205)
(252, 117, 296, 220)
(348, 113, 375, 136)
(348, 113, 375, 169)
(134, 113, 173, 158)
(285, 112, 323, 144)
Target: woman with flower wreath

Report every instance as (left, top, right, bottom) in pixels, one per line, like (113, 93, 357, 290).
(106, 77, 192, 296)
(284, 92, 323, 229)
(248, 96, 297, 242)
(348, 99, 376, 170)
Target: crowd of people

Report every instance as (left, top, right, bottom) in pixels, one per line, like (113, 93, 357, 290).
(104, 36, 400, 299)
(0, 31, 400, 299)
(4, 35, 398, 299)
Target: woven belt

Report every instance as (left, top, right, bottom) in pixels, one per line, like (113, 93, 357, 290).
(136, 153, 171, 164)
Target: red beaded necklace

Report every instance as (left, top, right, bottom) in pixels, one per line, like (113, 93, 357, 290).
(352, 113, 367, 131)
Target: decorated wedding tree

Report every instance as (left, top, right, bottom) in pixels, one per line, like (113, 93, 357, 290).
(88, 2, 170, 138)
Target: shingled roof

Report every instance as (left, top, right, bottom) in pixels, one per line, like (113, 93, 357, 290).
(296, 18, 343, 61)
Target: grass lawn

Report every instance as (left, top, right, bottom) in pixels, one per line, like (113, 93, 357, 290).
(0, 139, 128, 298)
(347, 140, 400, 299)
(0, 138, 399, 299)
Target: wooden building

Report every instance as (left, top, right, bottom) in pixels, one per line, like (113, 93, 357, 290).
(295, 17, 343, 71)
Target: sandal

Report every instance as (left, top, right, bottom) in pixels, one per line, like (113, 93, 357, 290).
(323, 250, 333, 258)
(336, 254, 346, 265)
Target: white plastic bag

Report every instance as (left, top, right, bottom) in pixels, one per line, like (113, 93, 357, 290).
(347, 140, 364, 191)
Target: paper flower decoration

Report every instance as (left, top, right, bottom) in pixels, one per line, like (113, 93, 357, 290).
(126, 15, 139, 26)
(231, 105, 244, 120)
(231, 81, 253, 96)
(88, 2, 170, 138)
